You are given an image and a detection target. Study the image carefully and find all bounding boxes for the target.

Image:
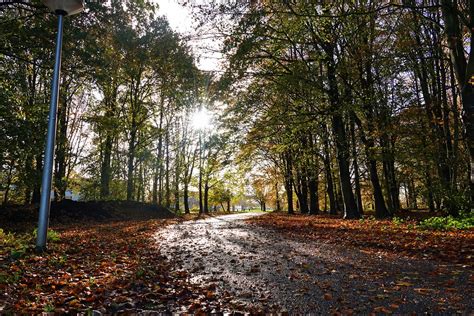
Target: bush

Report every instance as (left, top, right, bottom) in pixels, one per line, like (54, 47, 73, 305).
(392, 217, 404, 225)
(418, 212, 474, 231)
(0, 228, 31, 260)
(32, 228, 61, 242)
(0, 228, 62, 261)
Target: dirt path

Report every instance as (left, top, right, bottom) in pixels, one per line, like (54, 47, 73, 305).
(156, 213, 473, 314)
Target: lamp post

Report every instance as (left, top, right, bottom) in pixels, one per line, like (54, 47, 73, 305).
(36, 0, 84, 252)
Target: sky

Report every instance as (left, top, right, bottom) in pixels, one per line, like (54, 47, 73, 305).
(156, 0, 194, 34)
(156, 0, 222, 72)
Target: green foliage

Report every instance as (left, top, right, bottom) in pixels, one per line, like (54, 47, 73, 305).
(43, 303, 55, 312)
(443, 190, 471, 215)
(48, 230, 61, 242)
(392, 217, 404, 225)
(0, 270, 22, 285)
(418, 212, 474, 231)
(0, 228, 30, 260)
(135, 268, 145, 278)
(32, 228, 61, 242)
(89, 276, 96, 286)
(0, 228, 60, 261)
(49, 255, 68, 267)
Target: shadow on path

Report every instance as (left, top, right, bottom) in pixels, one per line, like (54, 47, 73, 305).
(155, 213, 473, 314)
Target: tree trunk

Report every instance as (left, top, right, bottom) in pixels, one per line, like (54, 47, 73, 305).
(3, 160, 14, 205)
(425, 168, 436, 212)
(381, 141, 399, 215)
(152, 169, 158, 204)
(353, 109, 390, 218)
(332, 114, 359, 219)
(350, 119, 364, 215)
(440, 0, 474, 212)
(165, 129, 171, 208)
(32, 154, 42, 204)
(153, 103, 164, 204)
(184, 185, 190, 214)
(275, 182, 281, 211)
(450, 60, 460, 187)
(204, 182, 209, 214)
(322, 125, 337, 215)
(126, 128, 136, 201)
(24, 157, 33, 204)
(174, 144, 180, 212)
(308, 172, 319, 215)
(409, 177, 418, 210)
(136, 160, 142, 202)
(174, 178, 180, 212)
(199, 134, 204, 214)
(286, 179, 293, 214)
(298, 170, 309, 214)
(326, 55, 359, 219)
(283, 153, 294, 214)
(199, 173, 203, 213)
(100, 134, 113, 199)
(55, 91, 68, 200)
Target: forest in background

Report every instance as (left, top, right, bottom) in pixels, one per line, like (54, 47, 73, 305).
(0, 0, 242, 214)
(198, 0, 473, 219)
(0, 0, 473, 220)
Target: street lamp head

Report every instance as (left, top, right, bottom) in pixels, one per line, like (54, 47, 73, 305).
(43, 0, 84, 16)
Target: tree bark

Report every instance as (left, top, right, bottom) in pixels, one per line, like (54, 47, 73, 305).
(283, 152, 294, 214)
(322, 126, 337, 215)
(3, 159, 14, 205)
(204, 182, 209, 214)
(331, 113, 359, 219)
(100, 134, 113, 199)
(326, 55, 359, 219)
(32, 154, 42, 204)
(440, 0, 474, 211)
(350, 118, 364, 215)
(308, 174, 319, 215)
(198, 133, 204, 214)
(165, 129, 171, 208)
(183, 185, 190, 214)
(275, 182, 281, 211)
(54, 85, 68, 200)
(126, 126, 136, 201)
(296, 169, 309, 214)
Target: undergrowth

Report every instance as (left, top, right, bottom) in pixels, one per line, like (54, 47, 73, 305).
(418, 211, 474, 231)
(0, 228, 61, 260)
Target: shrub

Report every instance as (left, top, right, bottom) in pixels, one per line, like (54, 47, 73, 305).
(418, 212, 474, 231)
(32, 228, 61, 242)
(392, 217, 404, 225)
(0, 229, 31, 260)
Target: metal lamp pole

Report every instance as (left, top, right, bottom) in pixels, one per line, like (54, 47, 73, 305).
(36, 12, 65, 252)
(36, 0, 84, 252)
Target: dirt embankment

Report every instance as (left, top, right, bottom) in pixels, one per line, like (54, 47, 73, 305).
(0, 200, 176, 232)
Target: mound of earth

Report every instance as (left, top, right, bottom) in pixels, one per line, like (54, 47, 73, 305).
(0, 200, 176, 228)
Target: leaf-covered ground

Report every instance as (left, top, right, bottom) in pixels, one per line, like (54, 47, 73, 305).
(247, 212, 474, 265)
(1, 210, 473, 314)
(158, 212, 473, 314)
(0, 217, 217, 313)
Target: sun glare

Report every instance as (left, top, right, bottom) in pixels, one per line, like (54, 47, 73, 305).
(191, 108, 212, 130)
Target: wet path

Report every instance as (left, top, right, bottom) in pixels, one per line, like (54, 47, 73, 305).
(155, 213, 473, 314)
